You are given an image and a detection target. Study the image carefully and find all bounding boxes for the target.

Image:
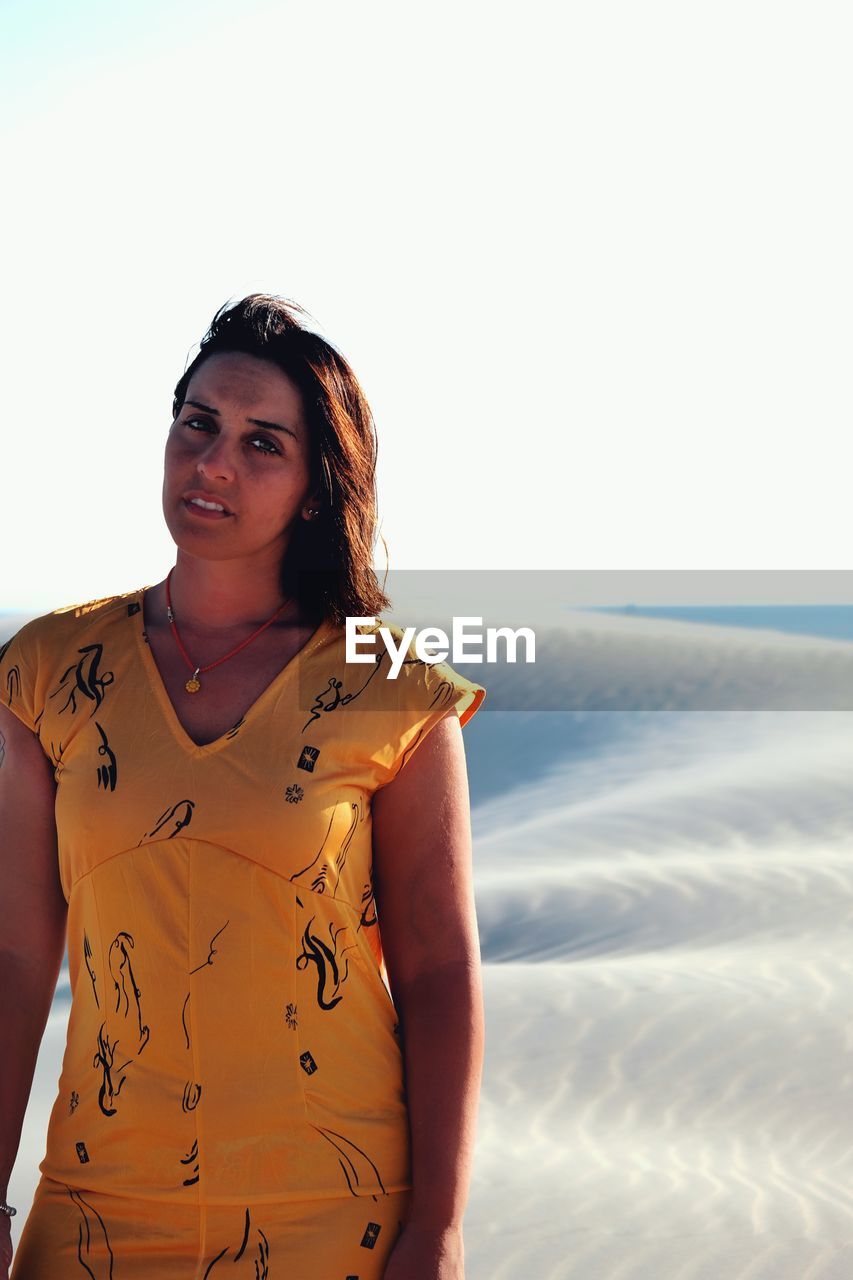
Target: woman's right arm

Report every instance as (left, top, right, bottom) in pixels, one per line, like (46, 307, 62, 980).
(0, 700, 67, 1265)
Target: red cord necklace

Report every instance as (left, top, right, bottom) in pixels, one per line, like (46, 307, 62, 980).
(164, 567, 292, 694)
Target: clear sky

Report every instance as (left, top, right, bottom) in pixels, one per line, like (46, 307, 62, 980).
(2, 1, 851, 611)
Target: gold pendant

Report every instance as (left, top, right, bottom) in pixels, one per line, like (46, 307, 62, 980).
(185, 669, 201, 694)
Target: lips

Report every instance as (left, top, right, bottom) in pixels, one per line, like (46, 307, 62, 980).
(182, 490, 234, 514)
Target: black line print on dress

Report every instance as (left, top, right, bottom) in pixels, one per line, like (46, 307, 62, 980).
(1, 650, 24, 720)
(181, 1136, 200, 1186)
(311, 1124, 387, 1198)
(109, 931, 150, 1053)
(288, 799, 362, 898)
(138, 797, 195, 844)
(0, 640, 38, 731)
(183, 1081, 202, 1111)
(395, 677, 460, 774)
(296, 916, 359, 1011)
(190, 920, 230, 974)
(49, 644, 115, 718)
(182, 921, 230, 1050)
(49, 736, 69, 778)
(84, 930, 100, 1009)
(301, 651, 389, 733)
(334, 798, 361, 888)
(181, 993, 191, 1050)
(359, 870, 378, 931)
(253, 1223, 267, 1274)
(1, 656, 44, 731)
(93, 1022, 132, 1116)
(94, 721, 118, 791)
(235, 1209, 251, 1261)
(201, 1208, 270, 1278)
(66, 1184, 115, 1279)
(225, 714, 246, 740)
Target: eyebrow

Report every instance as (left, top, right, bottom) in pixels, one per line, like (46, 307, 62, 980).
(184, 399, 300, 443)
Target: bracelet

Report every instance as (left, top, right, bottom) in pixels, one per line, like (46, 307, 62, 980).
(0, 1200, 16, 1217)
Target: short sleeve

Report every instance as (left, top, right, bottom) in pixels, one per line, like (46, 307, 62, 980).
(0, 617, 43, 734)
(372, 645, 487, 787)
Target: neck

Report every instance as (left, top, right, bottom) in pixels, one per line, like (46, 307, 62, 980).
(160, 557, 295, 633)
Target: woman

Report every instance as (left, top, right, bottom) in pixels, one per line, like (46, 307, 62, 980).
(0, 294, 486, 1279)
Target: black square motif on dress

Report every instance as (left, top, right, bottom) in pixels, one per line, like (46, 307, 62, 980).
(360, 1222, 382, 1249)
(297, 745, 320, 772)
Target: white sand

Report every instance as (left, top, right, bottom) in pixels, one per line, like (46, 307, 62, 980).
(9, 612, 853, 1276)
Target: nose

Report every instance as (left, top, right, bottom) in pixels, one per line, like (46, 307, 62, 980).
(195, 433, 237, 483)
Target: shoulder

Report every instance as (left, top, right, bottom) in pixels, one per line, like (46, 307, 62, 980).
(338, 615, 486, 787)
(371, 616, 486, 728)
(1, 587, 140, 662)
(0, 588, 142, 734)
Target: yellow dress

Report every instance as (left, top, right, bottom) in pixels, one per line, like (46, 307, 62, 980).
(2, 585, 486, 1279)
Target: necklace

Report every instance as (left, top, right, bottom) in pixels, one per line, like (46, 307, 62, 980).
(164, 567, 292, 694)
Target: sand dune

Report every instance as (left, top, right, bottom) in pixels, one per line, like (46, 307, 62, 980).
(8, 612, 853, 1276)
(460, 622, 853, 1276)
(471, 608, 853, 711)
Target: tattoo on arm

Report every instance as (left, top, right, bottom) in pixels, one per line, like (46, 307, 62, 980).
(0, 728, 6, 770)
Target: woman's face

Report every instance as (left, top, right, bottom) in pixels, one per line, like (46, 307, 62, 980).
(163, 350, 320, 568)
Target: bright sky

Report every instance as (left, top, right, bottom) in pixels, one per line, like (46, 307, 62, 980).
(2, 1, 851, 611)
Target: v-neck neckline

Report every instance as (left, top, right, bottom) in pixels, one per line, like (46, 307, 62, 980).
(131, 584, 335, 757)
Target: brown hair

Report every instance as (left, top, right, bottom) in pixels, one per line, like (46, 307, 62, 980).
(172, 294, 391, 628)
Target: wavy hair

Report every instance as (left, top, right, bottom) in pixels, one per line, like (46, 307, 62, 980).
(172, 294, 391, 628)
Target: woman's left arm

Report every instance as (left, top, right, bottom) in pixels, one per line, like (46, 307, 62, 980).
(372, 708, 485, 1280)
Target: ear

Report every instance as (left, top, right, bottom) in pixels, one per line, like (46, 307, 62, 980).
(302, 491, 325, 521)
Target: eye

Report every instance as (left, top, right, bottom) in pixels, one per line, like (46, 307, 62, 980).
(181, 416, 282, 458)
(249, 434, 281, 457)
